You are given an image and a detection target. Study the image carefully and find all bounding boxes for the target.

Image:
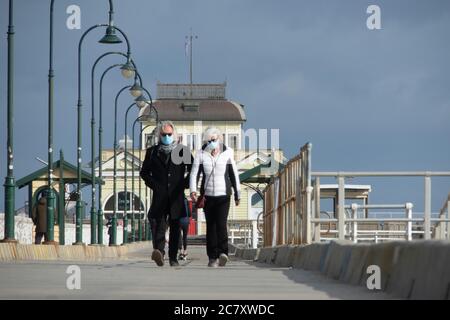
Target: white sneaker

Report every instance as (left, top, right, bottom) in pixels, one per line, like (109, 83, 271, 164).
(151, 249, 164, 267)
(218, 253, 229, 267)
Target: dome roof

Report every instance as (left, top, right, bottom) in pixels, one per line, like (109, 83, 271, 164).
(143, 99, 246, 122)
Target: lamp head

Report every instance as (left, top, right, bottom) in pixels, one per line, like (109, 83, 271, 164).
(129, 82, 143, 98)
(120, 61, 135, 79)
(135, 95, 149, 109)
(98, 26, 122, 44)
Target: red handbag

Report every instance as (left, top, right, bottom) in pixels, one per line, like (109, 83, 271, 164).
(196, 194, 206, 209)
(196, 159, 215, 209)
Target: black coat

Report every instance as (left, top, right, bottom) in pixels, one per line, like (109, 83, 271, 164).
(140, 144, 193, 220)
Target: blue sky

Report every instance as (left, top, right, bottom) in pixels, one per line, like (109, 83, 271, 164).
(1, 0, 450, 213)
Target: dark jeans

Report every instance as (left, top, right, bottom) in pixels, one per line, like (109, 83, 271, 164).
(204, 195, 230, 260)
(35, 232, 48, 244)
(150, 215, 180, 261)
(178, 223, 189, 251)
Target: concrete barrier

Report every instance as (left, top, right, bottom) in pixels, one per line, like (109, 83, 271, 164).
(0, 241, 151, 262)
(16, 244, 58, 261)
(409, 241, 450, 300)
(387, 241, 450, 300)
(292, 245, 308, 269)
(85, 245, 106, 261)
(56, 244, 86, 260)
(322, 241, 353, 280)
(242, 248, 260, 261)
(117, 245, 129, 258)
(390, 242, 431, 299)
(257, 247, 278, 264)
(0, 243, 17, 261)
(292, 243, 329, 271)
(359, 242, 401, 290)
(274, 245, 296, 267)
(291, 246, 304, 269)
(235, 248, 244, 258)
(228, 243, 238, 255)
(341, 243, 371, 285)
(234, 240, 450, 300)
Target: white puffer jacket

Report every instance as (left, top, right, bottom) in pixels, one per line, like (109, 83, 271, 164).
(190, 144, 240, 201)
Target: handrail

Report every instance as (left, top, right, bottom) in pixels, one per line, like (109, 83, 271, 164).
(263, 142, 450, 245)
(440, 193, 450, 214)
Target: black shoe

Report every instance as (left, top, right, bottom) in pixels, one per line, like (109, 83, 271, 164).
(208, 259, 219, 268)
(151, 249, 164, 267)
(169, 259, 180, 267)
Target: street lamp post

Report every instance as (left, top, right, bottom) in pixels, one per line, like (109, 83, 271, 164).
(122, 99, 149, 243)
(45, 0, 57, 245)
(2, 0, 16, 243)
(127, 98, 158, 243)
(75, 22, 132, 245)
(111, 79, 144, 245)
(111, 75, 150, 244)
(91, 62, 134, 245)
(98, 62, 136, 245)
(123, 103, 140, 243)
(90, 53, 134, 245)
(75, 23, 110, 245)
(47, 0, 120, 245)
(58, 150, 65, 245)
(91, 51, 124, 245)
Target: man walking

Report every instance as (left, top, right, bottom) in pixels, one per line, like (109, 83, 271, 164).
(140, 121, 193, 267)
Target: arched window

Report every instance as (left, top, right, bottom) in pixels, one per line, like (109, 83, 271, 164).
(104, 192, 144, 212)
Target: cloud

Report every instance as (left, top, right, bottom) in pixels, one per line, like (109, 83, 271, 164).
(0, 0, 449, 212)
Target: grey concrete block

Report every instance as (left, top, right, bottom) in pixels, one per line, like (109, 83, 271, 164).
(408, 241, 450, 300)
(257, 247, 278, 264)
(322, 241, 353, 279)
(242, 248, 260, 261)
(341, 243, 370, 285)
(274, 245, 296, 267)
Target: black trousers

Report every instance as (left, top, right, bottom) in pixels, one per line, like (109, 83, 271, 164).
(178, 223, 189, 251)
(204, 195, 230, 260)
(35, 232, 48, 244)
(150, 215, 180, 261)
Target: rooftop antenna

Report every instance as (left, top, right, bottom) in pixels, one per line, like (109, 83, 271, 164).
(185, 28, 198, 97)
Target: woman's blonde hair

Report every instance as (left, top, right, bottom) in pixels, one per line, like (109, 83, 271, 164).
(202, 127, 223, 144)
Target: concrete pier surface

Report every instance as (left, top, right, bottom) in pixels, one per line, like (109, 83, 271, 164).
(0, 245, 393, 300)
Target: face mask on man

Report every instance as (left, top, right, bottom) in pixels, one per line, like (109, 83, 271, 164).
(161, 133, 174, 145)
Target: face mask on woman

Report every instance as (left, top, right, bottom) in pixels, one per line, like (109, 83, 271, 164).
(161, 134, 174, 145)
(206, 139, 219, 151)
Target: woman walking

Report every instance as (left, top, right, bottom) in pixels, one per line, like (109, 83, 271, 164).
(190, 127, 240, 267)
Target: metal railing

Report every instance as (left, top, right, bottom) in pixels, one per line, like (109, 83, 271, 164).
(312, 203, 416, 243)
(228, 220, 263, 248)
(435, 193, 450, 240)
(312, 173, 450, 242)
(263, 143, 450, 245)
(263, 144, 306, 246)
